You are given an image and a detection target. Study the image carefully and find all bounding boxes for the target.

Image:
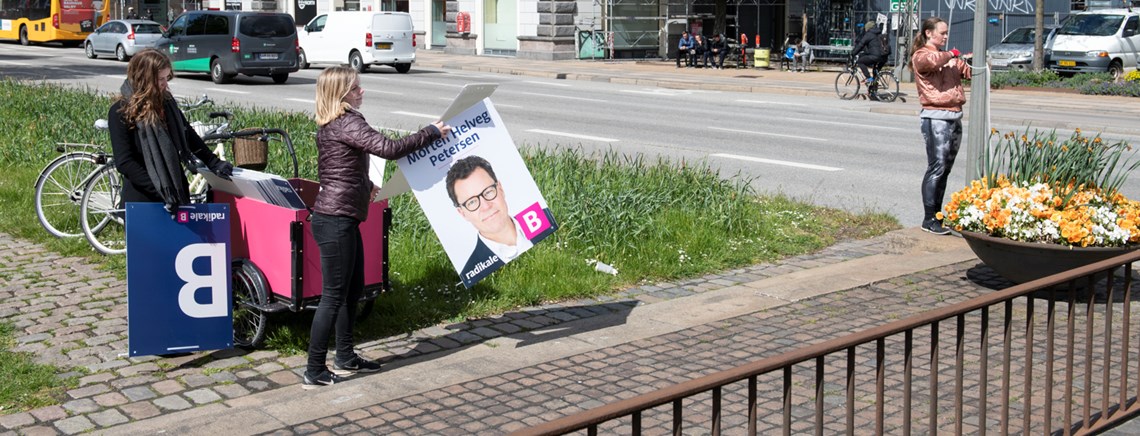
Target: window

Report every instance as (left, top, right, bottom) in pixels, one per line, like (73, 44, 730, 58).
(133, 23, 163, 34)
(183, 13, 209, 36)
(203, 14, 228, 35)
(484, 0, 497, 23)
(167, 14, 188, 37)
(1059, 14, 1123, 36)
(309, 14, 326, 32)
(238, 15, 295, 37)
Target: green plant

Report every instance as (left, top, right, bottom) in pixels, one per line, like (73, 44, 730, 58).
(942, 128, 1140, 247)
(0, 323, 75, 413)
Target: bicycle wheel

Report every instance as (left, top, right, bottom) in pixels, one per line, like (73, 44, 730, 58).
(80, 166, 126, 255)
(835, 71, 861, 100)
(232, 259, 269, 349)
(35, 152, 101, 238)
(876, 72, 900, 103)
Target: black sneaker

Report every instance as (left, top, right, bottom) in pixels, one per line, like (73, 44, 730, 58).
(922, 219, 952, 235)
(302, 370, 343, 390)
(332, 355, 382, 375)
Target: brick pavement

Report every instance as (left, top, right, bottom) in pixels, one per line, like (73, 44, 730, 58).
(4, 224, 1139, 434)
(0, 228, 902, 435)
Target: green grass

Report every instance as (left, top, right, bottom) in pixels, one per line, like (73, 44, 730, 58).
(0, 324, 75, 413)
(1, 79, 900, 356)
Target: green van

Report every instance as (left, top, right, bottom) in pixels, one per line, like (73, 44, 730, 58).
(155, 11, 299, 84)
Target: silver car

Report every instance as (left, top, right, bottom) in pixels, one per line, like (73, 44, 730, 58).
(84, 19, 164, 62)
(987, 25, 1059, 72)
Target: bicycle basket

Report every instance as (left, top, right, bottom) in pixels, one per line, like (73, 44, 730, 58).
(233, 130, 269, 171)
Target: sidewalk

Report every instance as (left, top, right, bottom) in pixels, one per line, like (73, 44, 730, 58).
(1, 52, 1137, 435)
(0, 226, 995, 435)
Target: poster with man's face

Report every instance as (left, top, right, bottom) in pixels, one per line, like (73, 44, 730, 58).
(396, 99, 557, 288)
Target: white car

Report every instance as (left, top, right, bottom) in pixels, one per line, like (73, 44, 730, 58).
(298, 12, 416, 73)
(84, 19, 164, 62)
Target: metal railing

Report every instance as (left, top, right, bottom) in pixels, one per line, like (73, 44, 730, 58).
(512, 250, 1140, 435)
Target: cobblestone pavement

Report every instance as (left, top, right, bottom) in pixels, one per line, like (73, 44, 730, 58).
(0, 229, 889, 435)
(4, 224, 1139, 435)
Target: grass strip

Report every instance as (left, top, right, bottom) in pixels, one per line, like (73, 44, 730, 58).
(1, 79, 899, 354)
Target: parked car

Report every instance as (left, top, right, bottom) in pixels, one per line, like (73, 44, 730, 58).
(1047, 8, 1140, 79)
(987, 25, 1058, 72)
(298, 11, 416, 73)
(84, 19, 164, 62)
(154, 11, 299, 84)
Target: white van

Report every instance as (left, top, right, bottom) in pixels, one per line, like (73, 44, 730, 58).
(298, 11, 416, 73)
(1047, 9, 1140, 79)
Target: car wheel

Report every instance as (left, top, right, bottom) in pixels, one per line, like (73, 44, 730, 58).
(394, 63, 411, 74)
(115, 45, 129, 62)
(210, 58, 233, 84)
(349, 51, 364, 73)
(85, 42, 97, 59)
(271, 73, 288, 84)
(298, 49, 309, 69)
(1108, 60, 1124, 81)
(18, 25, 29, 46)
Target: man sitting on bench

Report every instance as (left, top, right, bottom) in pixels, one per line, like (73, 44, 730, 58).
(677, 31, 695, 68)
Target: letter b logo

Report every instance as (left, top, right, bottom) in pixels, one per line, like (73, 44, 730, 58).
(174, 243, 228, 318)
(515, 202, 550, 240)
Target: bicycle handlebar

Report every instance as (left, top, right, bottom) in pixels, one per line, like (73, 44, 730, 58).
(201, 128, 299, 179)
(180, 94, 214, 111)
(207, 111, 233, 121)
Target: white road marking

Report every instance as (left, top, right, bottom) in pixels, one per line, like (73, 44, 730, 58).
(527, 129, 618, 142)
(365, 88, 401, 95)
(708, 126, 826, 141)
(102, 74, 126, 80)
(798, 119, 909, 131)
(711, 153, 843, 171)
(416, 80, 464, 88)
(372, 125, 414, 134)
(620, 89, 705, 96)
(205, 87, 250, 94)
(517, 91, 607, 102)
(493, 103, 523, 109)
(287, 98, 315, 104)
(0, 60, 30, 66)
(735, 99, 807, 107)
(525, 80, 571, 87)
(392, 111, 439, 119)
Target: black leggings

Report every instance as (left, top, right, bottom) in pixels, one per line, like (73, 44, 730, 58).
(920, 117, 963, 222)
(306, 212, 363, 374)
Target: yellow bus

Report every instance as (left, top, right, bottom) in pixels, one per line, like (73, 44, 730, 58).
(0, 0, 111, 45)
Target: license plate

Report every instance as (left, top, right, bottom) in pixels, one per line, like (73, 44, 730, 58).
(990, 58, 1010, 66)
(259, 52, 279, 60)
(375, 42, 392, 50)
(1059, 60, 1076, 67)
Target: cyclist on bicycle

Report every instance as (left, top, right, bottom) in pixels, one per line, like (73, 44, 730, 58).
(850, 20, 891, 99)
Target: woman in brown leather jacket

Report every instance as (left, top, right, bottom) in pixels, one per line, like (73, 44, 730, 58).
(912, 17, 971, 235)
(303, 66, 451, 389)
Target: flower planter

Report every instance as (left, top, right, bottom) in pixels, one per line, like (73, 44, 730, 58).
(960, 231, 1139, 285)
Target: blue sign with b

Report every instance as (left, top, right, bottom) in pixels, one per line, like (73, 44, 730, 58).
(127, 203, 232, 356)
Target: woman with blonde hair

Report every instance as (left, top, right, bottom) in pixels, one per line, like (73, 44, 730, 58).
(109, 48, 233, 214)
(303, 66, 451, 389)
(912, 16, 971, 235)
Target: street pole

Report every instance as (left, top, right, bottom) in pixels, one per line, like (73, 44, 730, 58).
(966, 0, 988, 183)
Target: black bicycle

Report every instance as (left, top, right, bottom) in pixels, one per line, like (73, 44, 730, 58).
(835, 59, 900, 102)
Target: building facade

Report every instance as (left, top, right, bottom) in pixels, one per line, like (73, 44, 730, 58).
(176, 0, 1114, 61)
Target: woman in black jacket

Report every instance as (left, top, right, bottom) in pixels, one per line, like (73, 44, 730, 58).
(108, 48, 233, 214)
(303, 66, 451, 389)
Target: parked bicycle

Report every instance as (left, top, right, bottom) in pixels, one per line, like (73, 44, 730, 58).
(34, 94, 233, 255)
(834, 59, 900, 102)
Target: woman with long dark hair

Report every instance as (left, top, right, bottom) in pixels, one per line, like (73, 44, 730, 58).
(109, 48, 233, 213)
(912, 17, 971, 235)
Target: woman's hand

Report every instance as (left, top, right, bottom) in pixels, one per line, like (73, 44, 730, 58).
(433, 121, 453, 137)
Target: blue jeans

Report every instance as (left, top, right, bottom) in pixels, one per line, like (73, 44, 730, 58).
(920, 117, 963, 221)
(306, 212, 363, 374)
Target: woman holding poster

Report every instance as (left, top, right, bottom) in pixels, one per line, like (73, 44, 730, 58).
(303, 66, 451, 389)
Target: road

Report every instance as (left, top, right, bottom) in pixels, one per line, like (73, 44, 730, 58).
(4, 41, 1140, 228)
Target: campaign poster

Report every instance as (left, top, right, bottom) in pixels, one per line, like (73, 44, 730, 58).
(397, 99, 557, 288)
(127, 203, 233, 356)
